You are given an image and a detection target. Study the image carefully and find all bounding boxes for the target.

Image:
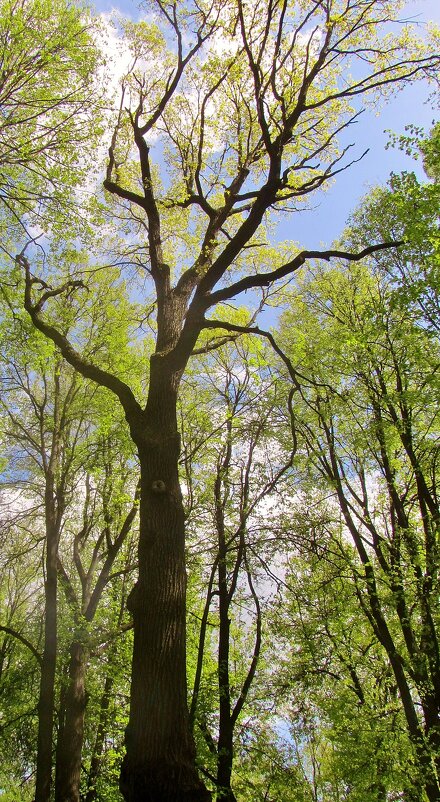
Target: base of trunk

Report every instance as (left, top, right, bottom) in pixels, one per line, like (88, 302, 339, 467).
(120, 759, 212, 802)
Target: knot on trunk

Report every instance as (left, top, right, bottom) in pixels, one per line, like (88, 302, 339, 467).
(151, 479, 167, 494)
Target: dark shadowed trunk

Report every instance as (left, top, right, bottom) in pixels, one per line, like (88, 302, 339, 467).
(215, 436, 237, 802)
(85, 672, 114, 802)
(120, 364, 210, 802)
(54, 640, 88, 802)
(35, 520, 58, 802)
(35, 368, 64, 802)
(216, 564, 236, 802)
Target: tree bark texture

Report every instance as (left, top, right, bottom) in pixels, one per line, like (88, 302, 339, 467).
(54, 640, 88, 802)
(120, 373, 211, 802)
(35, 534, 58, 802)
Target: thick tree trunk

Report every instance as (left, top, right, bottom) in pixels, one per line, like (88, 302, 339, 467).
(54, 640, 88, 802)
(120, 373, 211, 802)
(216, 556, 236, 802)
(35, 541, 58, 802)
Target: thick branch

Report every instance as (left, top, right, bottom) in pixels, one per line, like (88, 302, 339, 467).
(205, 242, 403, 309)
(200, 320, 300, 390)
(0, 625, 42, 666)
(102, 179, 147, 210)
(20, 254, 142, 423)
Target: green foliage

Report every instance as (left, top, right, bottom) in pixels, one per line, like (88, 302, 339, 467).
(0, 258, 140, 799)
(420, 122, 440, 181)
(0, 0, 103, 230)
(0, 0, 439, 797)
(275, 132, 440, 799)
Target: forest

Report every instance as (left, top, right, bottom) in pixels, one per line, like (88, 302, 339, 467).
(0, 1, 439, 801)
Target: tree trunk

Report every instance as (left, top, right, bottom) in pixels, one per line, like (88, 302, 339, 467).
(54, 640, 88, 802)
(119, 377, 211, 802)
(85, 672, 114, 802)
(35, 539, 58, 802)
(35, 462, 61, 802)
(422, 700, 440, 788)
(216, 553, 236, 802)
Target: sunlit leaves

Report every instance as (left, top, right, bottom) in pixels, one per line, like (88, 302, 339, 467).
(0, 0, 103, 227)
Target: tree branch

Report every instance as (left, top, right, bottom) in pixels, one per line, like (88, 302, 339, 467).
(19, 253, 143, 423)
(0, 625, 42, 666)
(204, 242, 403, 308)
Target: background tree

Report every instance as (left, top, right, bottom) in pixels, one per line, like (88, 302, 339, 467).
(0, 513, 42, 800)
(271, 516, 421, 802)
(182, 337, 293, 801)
(276, 140, 440, 797)
(0, 268, 140, 802)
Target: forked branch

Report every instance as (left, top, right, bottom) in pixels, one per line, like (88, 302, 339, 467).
(204, 241, 404, 308)
(19, 253, 142, 422)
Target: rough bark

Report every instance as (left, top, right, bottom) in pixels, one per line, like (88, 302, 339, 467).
(35, 529, 58, 802)
(120, 375, 211, 802)
(54, 640, 88, 802)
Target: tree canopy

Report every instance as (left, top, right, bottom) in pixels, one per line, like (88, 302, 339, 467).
(0, 1, 439, 801)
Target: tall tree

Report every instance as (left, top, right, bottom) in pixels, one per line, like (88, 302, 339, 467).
(271, 517, 423, 801)
(0, 268, 140, 802)
(18, 2, 439, 800)
(0, 313, 80, 802)
(54, 429, 139, 802)
(277, 174, 440, 798)
(182, 338, 292, 801)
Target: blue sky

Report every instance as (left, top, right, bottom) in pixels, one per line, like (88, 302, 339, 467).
(92, 0, 439, 248)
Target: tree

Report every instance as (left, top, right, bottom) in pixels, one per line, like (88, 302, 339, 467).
(0, 513, 42, 800)
(18, 2, 439, 800)
(277, 176, 440, 799)
(271, 514, 421, 802)
(0, 269, 140, 802)
(0, 313, 82, 802)
(182, 338, 293, 801)
(0, 0, 101, 227)
(54, 428, 139, 802)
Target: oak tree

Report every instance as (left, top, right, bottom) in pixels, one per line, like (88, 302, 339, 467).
(19, 2, 439, 800)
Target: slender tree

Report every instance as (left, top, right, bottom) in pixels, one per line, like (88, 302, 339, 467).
(271, 516, 423, 801)
(1, 320, 82, 802)
(182, 340, 293, 800)
(277, 245, 440, 798)
(0, 270, 140, 802)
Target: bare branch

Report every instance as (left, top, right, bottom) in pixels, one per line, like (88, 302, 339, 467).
(204, 242, 404, 308)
